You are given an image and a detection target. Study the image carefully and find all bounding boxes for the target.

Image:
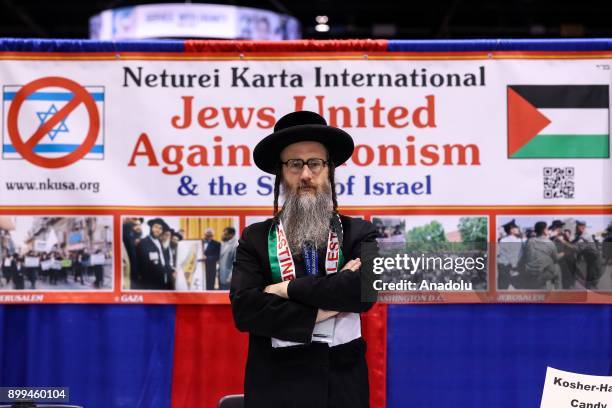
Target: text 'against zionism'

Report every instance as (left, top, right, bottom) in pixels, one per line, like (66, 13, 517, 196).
(122, 64, 486, 175)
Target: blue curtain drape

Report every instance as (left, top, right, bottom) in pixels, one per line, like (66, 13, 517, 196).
(387, 304, 612, 408)
(0, 305, 176, 408)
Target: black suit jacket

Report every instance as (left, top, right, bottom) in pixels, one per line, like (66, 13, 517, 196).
(135, 235, 167, 290)
(9, 260, 25, 289)
(202, 239, 221, 273)
(203, 240, 221, 260)
(229, 215, 377, 408)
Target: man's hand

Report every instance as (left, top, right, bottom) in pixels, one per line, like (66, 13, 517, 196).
(264, 280, 290, 298)
(316, 309, 339, 323)
(343, 258, 361, 271)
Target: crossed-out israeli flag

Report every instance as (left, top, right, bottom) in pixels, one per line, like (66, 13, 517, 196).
(2, 85, 105, 160)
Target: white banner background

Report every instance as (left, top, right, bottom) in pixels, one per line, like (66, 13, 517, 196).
(1, 57, 611, 207)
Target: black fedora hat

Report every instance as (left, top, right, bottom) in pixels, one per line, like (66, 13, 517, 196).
(171, 229, 183, 240)
(253, 111, 354, 174)
(147, 217, 170, 232)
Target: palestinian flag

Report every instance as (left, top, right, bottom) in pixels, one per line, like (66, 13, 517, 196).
(507, 85, 609, 158)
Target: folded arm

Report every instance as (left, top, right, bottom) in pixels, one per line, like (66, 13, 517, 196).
(229, 226, 319, 343)
(286, 221, 378, 313)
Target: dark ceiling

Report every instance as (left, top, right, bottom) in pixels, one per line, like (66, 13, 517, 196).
(0, 0, 610, 39)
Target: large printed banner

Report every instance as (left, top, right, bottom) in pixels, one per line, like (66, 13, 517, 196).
(0, 39, 610, 303)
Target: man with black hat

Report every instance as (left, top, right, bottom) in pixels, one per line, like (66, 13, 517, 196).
(497, 219, 523, 289)
(170, 229, 183, 269)
(123, 217, 144, 289)
(135, 217, 171, 290)
(230, 111, 377, 408)
(10, 254, 26, 290)
(161, 228, 176, 290)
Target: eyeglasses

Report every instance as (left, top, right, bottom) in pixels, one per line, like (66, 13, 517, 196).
(281, 158, 328, 174)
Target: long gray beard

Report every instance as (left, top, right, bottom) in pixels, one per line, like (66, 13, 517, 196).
(280, 184, 333, 256)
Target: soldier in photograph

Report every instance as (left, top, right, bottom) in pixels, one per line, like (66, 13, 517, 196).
(521, 221, 563, 289)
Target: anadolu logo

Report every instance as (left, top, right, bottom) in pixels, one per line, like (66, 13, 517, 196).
(2, 76, 105, 168)
(507, 84, 609, 159)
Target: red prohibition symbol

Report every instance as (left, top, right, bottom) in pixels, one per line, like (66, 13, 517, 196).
(7, 76, 100, 168)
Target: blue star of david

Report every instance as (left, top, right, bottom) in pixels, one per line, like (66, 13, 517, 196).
(36, 104, 69, 141)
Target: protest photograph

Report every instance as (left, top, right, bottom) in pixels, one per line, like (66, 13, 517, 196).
(372, 215, 489, 291)
(0, 216, 113, 291)
(497, 216, 612, 291)
(122, 215, 239, 291)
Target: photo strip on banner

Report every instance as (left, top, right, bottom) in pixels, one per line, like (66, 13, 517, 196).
(496, 215, 612, 292)
(0, 44, 610, 304)
(0, 216, 113, 295)
(122, 215, 239, 292)
(366, 215, 489, 303)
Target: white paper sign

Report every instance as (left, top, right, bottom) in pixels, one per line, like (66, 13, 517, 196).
(34, 240, 47, 252)
(90, 253, 106, 266)
(175, 240, 204, 291)
(541, 367, 612, 408)
(24, 256, 40, 268)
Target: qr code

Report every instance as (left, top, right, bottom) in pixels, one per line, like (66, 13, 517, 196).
(543, 167, 574, 199)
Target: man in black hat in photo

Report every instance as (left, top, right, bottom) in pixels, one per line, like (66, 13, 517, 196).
(123, 217, 144, 289)
(135, 217, 171, 290)
(160, 227, 176, 290)
(170, 229, 183, 269)
(230, 111, 377, 407)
